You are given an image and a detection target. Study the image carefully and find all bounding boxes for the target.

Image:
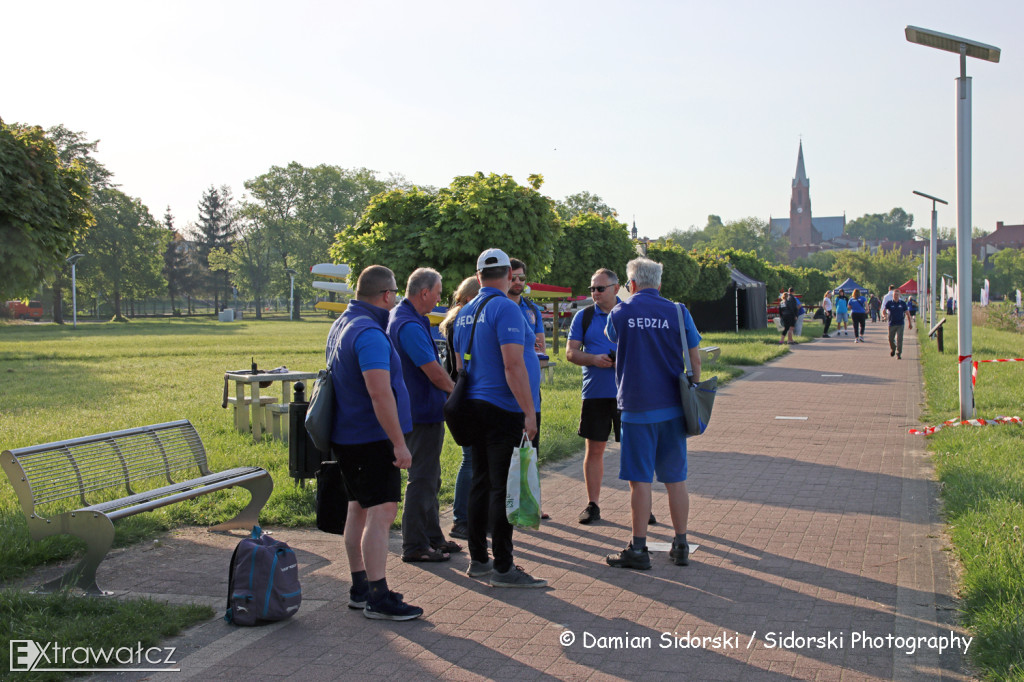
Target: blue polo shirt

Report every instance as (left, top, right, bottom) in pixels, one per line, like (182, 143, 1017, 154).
(885, 299, 909, 326)
(607, 289, 701, 423)
(517, 296, 544, 337)
(453, 287, 541, 413)
(568, 301, 620, 400)
(387, 298, 446, 425)
(326, 300, 412, 445)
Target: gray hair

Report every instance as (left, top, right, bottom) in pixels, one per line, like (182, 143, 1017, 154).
(626, 258, 662, 289)
(406, 267, 442, 297)
(592, 268, 619, 284)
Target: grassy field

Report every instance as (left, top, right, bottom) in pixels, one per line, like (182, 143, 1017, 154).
(0, 315, 816, 678)
(917, 311, 1024, 679)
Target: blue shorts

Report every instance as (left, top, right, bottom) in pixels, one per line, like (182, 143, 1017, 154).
(835, 312, 849, 324)
(619, 418, 687, 483)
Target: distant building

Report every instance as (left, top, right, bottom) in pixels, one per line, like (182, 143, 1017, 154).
(976, 221, 1024, 262)
(769, 141, 846, 259)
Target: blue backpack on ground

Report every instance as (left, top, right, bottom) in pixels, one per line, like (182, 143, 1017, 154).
(225, 526, 301, 626)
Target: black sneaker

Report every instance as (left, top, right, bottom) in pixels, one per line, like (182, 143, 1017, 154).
(578, 502, 601, 524)
(649, 513, 657, 525)
(467, 559, 493, 578)
(897, 353, 901, 359)
(606, 543, 651, 570)
(891, 349, 896, 357)
(449, 523, 468, 540)
(363, 592, 423, 621)
(670, 540, 690, 566)
(349, 588, 403, 610)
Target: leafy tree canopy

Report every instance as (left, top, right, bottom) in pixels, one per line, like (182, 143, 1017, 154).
(662, 216, 787, 263)
(548, 213, 635, 295)
(989, 248, 1024, 296)
(554, 191, 617, 221)
(331, 172, 560, 294)
(0, 119, 93, 300)
(828, 246, 918, 296)
(644, 243, 699, 302)
(844, 207, 914, 242)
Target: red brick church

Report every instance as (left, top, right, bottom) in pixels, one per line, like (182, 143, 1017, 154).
(769, 141, 846, 259)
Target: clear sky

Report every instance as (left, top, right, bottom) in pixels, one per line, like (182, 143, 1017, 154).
(5, 1, 1022, 239)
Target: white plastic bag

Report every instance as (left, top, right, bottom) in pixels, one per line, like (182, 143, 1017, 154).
(505, 434, 541, 529)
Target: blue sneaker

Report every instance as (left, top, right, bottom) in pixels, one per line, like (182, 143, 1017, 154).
(349, 587, 403, 610)
(363, 592, 423, 621)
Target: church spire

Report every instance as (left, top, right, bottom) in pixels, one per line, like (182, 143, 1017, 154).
(793, 140, 808, 188)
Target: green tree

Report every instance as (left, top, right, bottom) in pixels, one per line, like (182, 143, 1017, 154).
(689, 250, 732, 301)
(829, 246, 918, 296)
(936, 247, 985, 299)
(208, 217, 273, 319)
(644, 243, 700, 302)
(547, 213, 635, 295)
(78, 189, 168, 321)
(194, 185, 236, 311)
(989, 248, 1024, 296)
(0, 119, 93, 303)
(794, 250, 839, 272)
(554, 191, 617, 221)
(161, 207, 190, 314)
(844, 207, 914, 241)
(331, 172, 561, 294)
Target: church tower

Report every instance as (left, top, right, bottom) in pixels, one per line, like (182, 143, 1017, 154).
(788, 141, 814, 246)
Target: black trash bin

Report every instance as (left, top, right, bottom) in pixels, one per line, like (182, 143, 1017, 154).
(288, 382, 328, 483)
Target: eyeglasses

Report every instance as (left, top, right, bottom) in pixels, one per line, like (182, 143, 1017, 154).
(380, 289, 399, 295)
(589, 285, 615, 293)
(511, 275, 527, 282)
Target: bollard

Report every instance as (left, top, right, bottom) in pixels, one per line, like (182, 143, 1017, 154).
(288, 381, 326, 484)
(936, 323, 944, 353)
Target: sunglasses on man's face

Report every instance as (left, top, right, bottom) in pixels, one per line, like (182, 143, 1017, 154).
(511, 275, 527, 282)
(589, 285, 613, 293)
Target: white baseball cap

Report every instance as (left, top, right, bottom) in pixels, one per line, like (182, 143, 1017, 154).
(476, 248, 511, 271)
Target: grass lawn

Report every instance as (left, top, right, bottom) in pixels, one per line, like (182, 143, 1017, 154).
(0, 315, 813, 678)
(917, 312, 1024, 679)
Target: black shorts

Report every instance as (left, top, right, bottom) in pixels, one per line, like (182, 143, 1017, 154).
(331, 439, 402, 509)
(578, 398, 621, 442)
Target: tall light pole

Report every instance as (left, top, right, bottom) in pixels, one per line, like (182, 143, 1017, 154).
(66, 254, 85, 329)
(912, 190, 947, 328)
(285, 268, 297, 321)
(906, 25, 1000, 421)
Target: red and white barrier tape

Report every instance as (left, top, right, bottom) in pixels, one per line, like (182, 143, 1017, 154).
(971, 358, 1024, 386)
(909, 415, 1022, 436)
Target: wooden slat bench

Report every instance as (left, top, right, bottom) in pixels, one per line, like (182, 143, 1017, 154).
(1, 420, 273, 595)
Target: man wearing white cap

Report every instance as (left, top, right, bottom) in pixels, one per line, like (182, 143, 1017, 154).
(452, 248, 547, 588)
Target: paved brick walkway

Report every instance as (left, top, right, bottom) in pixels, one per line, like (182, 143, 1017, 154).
(31, 322, 968, 680)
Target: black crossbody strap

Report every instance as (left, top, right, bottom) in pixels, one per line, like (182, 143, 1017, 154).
(462, 294, 502, 370)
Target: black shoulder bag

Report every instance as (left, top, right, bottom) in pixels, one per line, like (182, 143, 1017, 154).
(444, 295, 499, 446)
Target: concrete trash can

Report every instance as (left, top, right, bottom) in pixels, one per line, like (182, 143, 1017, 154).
(218, 309, 235, 322)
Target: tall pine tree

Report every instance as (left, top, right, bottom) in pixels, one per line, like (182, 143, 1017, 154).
(195, 185, 235, 310)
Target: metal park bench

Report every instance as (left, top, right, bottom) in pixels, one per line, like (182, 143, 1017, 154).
(1, 420, 273, 595)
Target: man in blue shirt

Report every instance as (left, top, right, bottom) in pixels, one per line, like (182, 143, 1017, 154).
(453, 248, 546, 588)
(883, 289, 912, 359)
(605, 257, 702, 570)
(326, 265, 421, 621)
(387, 268, 458, 564)
(566, 268, 622, 525)
(508, 258, 546, 354)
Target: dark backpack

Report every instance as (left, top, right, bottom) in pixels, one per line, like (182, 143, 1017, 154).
(225, 526, 301, 626)
(579, 305, 596, 350)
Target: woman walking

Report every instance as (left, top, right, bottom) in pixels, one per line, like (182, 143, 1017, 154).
(849, 288, 868, 342)
(779, 292, 798, 344)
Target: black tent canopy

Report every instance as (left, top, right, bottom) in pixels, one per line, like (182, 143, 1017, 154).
(686, 265, 768, 332)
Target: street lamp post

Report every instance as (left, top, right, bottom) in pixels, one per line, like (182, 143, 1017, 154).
(912, 190, 947, 328)
(285, 269, 297, 321)
(66, 254, 85, 329)
(906, 25, 1000, 421)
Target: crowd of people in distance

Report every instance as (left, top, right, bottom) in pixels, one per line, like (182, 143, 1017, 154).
(816, 285, 914, 358)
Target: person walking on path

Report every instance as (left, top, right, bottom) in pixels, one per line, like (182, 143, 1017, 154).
(453, 248, 546, 588)
(869, 293, 882, 323)
(439, 276, 480, 541)
(883, 289, 912, 359)
(326, 265, 422, 621)
(779, 292, 798, 344)
(820, 290, 834, 338)
(604, 257, 701, 570)
(387, 267, 460, 564)
(849, 288, 868, 343)
(834, 289, 850, 336)
(566, 268, 622, 525)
